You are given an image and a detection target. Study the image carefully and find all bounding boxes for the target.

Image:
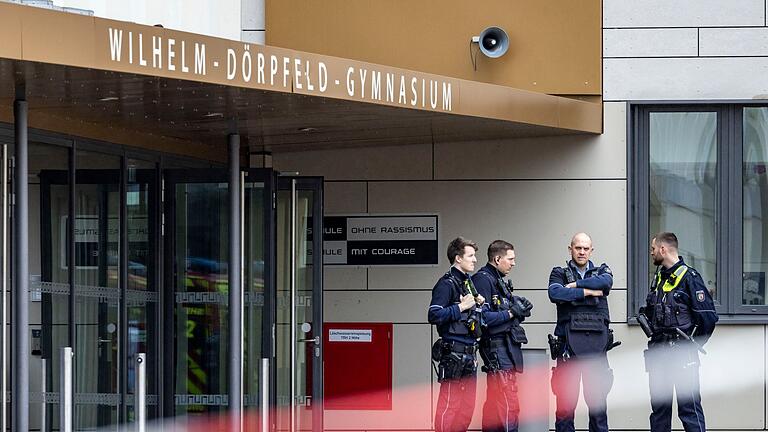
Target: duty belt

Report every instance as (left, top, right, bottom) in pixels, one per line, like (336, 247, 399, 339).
(482, 337, 508, 350)
(444, 340, 477, 355)
(652, 331, 686, 344)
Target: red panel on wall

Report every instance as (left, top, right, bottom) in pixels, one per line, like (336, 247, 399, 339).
(323, 322, 393, 410)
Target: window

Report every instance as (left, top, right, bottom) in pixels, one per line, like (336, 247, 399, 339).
(630, 104, 768, 320)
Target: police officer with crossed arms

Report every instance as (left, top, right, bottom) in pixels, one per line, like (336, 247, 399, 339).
(428, 237, 485, 432)
(548, 232, 616, 432)
(639, 232, 718, 432)
(472, 240, 533, 432)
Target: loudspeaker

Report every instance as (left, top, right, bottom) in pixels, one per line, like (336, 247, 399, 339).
(476, 27, 509, 58)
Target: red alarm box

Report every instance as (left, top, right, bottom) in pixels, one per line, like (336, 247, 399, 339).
(323, 322, 393, 410)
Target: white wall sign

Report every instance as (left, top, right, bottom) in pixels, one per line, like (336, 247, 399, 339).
(328, 329, 373, 342)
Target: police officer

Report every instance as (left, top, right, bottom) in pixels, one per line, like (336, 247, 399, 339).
(548, 232, 615, 432)
(473, 240, 533, 432)
(428, 237, 485, 432)
(640, 232, 718, 432)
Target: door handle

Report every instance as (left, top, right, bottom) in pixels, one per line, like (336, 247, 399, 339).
(298, 336, 319, 344)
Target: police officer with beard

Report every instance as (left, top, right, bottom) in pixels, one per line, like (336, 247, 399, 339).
(548, 232, 615, 432)
(472, 240, 533, 432)
(429, 237, 485, 432)
(640, 232, 718, 432)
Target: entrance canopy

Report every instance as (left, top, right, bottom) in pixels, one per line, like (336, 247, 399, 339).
(0, 2, 602, 161)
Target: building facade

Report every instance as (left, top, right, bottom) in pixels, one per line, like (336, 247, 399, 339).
(2, 0, 767, 431)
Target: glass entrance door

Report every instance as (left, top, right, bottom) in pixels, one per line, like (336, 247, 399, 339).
(38, 151, 160, 431)
(165, 170, 323, 431)
(34, 159, 323, 431)
(275, 177, 323, 432)
(163, 169, 274, 429)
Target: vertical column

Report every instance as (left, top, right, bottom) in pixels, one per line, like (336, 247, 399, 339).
(67, 148, 75, 359)
(12, 99, 29, 432)
(1, 143, 9, 432)
(119, 157, 128, 424)
(228, 134, 242, 431)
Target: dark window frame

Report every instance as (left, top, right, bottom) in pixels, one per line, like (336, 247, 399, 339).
(629, 102, 768, 323)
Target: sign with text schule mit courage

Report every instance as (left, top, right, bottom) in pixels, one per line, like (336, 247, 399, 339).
(309, 215, 438, 266)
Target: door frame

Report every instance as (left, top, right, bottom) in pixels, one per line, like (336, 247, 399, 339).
(39, 160, 161, 429)
(277, 176, 323, 432)
(162, 168, 279, 424)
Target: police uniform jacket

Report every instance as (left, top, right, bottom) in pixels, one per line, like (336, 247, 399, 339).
(472, 263, 527, 371)
(428, 266, 477, 345)
(645, 258, 718, 345)
(548, 260, 612, 355)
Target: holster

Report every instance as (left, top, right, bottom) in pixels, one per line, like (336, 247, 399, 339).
(548, 334, 565, 360)
(431, 338, 443, 362)
(436, 351, 465, 382)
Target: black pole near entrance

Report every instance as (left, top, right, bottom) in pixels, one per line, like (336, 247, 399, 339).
(12, 98, 29, 432)
(228, 134, 242, 431)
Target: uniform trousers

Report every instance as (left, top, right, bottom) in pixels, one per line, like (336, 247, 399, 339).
(551, 354, 613, 432)
(482, 369, 519, 432)
(645, 341, 705, 432)
(435, 352, 477, 432)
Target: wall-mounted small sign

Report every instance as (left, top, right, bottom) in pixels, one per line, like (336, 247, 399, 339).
(308, 215, 438, 266)
(328, 329, 373, 342)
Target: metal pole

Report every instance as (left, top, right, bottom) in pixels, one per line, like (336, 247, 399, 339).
(59, 347, 72, 432)
(1, 143, 9, 432)
(227, 134, 242, 432)
(119, 157, 128, 424)
(135, 354, 146, 432)
(40, 358, 45, 432)
(260, 358, 269, 432)
(67, 146, 75, 350)
(12, 98, 29, 432)
(240, 171, 245, 418)
(289, 179, 296, 432)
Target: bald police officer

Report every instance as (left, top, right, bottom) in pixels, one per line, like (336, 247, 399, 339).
(548, 233, 615, 432)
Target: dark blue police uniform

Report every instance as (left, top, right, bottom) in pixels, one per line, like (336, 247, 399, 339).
(428, 267, 480, 432)
(642, 258, 718, 432)
(473, 264, 530, 432)
(548, 260, 614, 432)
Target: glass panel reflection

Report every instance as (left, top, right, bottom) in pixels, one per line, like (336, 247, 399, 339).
(243, 180, 265, 429)
(275, 187, 315, 432)
(649, 111, 718, 298)
(73, 151, 121, 430)
(743, 107, 768, 305)
(125, 159, 158, 421)
(173, 182, 228, 428)
(34, 143, 70, 431)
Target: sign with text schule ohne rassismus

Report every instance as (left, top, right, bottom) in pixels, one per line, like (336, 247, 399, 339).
(308, 215, 439, 265)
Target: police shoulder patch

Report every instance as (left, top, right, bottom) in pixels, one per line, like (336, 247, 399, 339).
(602, 264, 612, 275)
(696, 290, 706, 302)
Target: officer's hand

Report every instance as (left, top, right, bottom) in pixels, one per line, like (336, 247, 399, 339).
(459, 293, 475, 312)
(584, 289, 603, 297)
(565, 282, 577, 288)
(510, 300, 532, 318)
(475, 295, 485, 305)
(520, 297, 533, 311)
